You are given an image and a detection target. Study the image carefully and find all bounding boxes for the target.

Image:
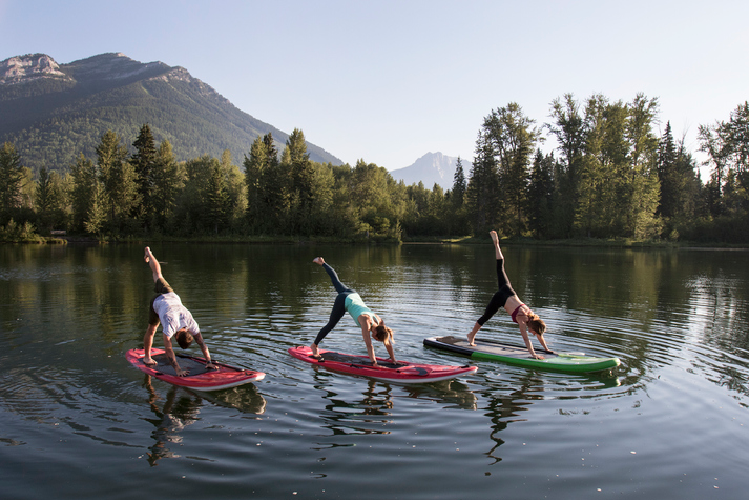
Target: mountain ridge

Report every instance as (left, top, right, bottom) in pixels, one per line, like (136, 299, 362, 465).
(0, 52, 342, 170)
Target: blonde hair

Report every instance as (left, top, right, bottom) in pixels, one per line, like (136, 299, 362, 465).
(373, 323, 394, 346)
(526, 313, 546, 336)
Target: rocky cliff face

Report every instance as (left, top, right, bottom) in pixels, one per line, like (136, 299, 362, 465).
(0, 54, 70, 84)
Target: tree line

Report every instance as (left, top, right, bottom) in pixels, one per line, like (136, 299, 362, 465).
(0, 95, 747, 243)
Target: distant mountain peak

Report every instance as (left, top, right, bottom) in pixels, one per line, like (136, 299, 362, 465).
(390, 152, 471, 189)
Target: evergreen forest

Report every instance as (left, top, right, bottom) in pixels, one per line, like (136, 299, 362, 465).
(0, 94, 747, 244)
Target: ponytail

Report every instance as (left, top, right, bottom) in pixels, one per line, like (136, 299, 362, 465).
(373, 323, 394, 346)
(527, 314, 546, 336)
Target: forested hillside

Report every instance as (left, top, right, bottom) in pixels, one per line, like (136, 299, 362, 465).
(0, 53, 341, 171)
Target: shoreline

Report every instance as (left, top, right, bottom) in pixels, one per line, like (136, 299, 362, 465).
(2, 234, 746, 249)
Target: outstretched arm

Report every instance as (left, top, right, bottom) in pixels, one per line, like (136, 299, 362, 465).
(144, 246, 163, 283)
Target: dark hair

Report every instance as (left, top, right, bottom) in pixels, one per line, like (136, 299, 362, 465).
(373, 323, 394, 346)
(527, 313, 546, 336)
(176, 330, 194, 349)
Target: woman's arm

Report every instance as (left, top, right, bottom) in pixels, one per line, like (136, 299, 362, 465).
(385, 342, 397, 363)
(536, 334, 553, 353)
(519, 323, 544, 359)
(360, 317, 378, 366)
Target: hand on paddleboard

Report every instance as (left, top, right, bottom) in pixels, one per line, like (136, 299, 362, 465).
(205, 362, 217, 370)
(175, 366, 189, 377)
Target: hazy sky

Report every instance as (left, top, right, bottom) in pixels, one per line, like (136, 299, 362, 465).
(1, 0, 747, 173)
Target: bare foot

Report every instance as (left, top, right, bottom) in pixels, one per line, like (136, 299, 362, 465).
(490, 231, 498, 243)
(143, 358, 157, 366)
(467, 333, 476, 346)
(310, 343, 321, 358)
(312, 257, 325, 265)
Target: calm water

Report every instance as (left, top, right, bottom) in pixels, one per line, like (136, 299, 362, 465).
(0, 243, 747, 499)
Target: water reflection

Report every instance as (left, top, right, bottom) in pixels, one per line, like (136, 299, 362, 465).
(314, 378, 396, 437)
(142, 376, 202, 465)
(398, 379, 478, 410)
(140, 374, 267, 466)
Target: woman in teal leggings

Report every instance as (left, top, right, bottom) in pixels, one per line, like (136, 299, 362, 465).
(311, 257, 396, 367)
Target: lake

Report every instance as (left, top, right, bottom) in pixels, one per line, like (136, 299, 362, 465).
(0, 242, 747, 499)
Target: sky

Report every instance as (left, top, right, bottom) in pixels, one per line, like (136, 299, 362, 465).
(0, 0, 747, 175)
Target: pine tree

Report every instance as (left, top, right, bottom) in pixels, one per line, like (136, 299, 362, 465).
(657, 121, 677, 217)
(70, 153, 98, 232)
(527, 150, 555, 238)
(84, 181, 107, 236)
(152, 140, 182, 231)
(205, 158, 229, 234)
(245, 135, 268, 227)
(0, 142, 24, 220)
(131, 123, 158, 226)
(452, 156, 466, 208)
(285, 128, 315, 233)
(466, 131, 499, 234)
(35, 166, 66, 232)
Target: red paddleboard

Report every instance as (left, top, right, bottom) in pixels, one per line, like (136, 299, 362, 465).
(288, 345, 477, 383)
(126, 348, 265, 391)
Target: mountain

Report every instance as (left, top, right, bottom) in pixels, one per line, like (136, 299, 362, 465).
(0, 53, 342, 171)
(389, 152, 471, 190)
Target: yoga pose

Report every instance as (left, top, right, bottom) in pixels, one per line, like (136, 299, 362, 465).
(143, 246, 214, 376)
(311, 257, 396, 366)
(468, 232, 552, 359)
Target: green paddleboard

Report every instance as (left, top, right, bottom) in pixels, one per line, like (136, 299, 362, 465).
(424, 336, 620, 373)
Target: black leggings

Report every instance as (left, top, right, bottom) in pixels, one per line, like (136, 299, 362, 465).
(314, 263, 355, 345)
(477, 258, 516, 326)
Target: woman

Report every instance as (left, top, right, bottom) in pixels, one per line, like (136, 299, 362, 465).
(311, 257, 396, 367)
(467, 231, 552, 359)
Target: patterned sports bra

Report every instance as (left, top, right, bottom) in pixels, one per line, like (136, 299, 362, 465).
(511, 304, 526, 324)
